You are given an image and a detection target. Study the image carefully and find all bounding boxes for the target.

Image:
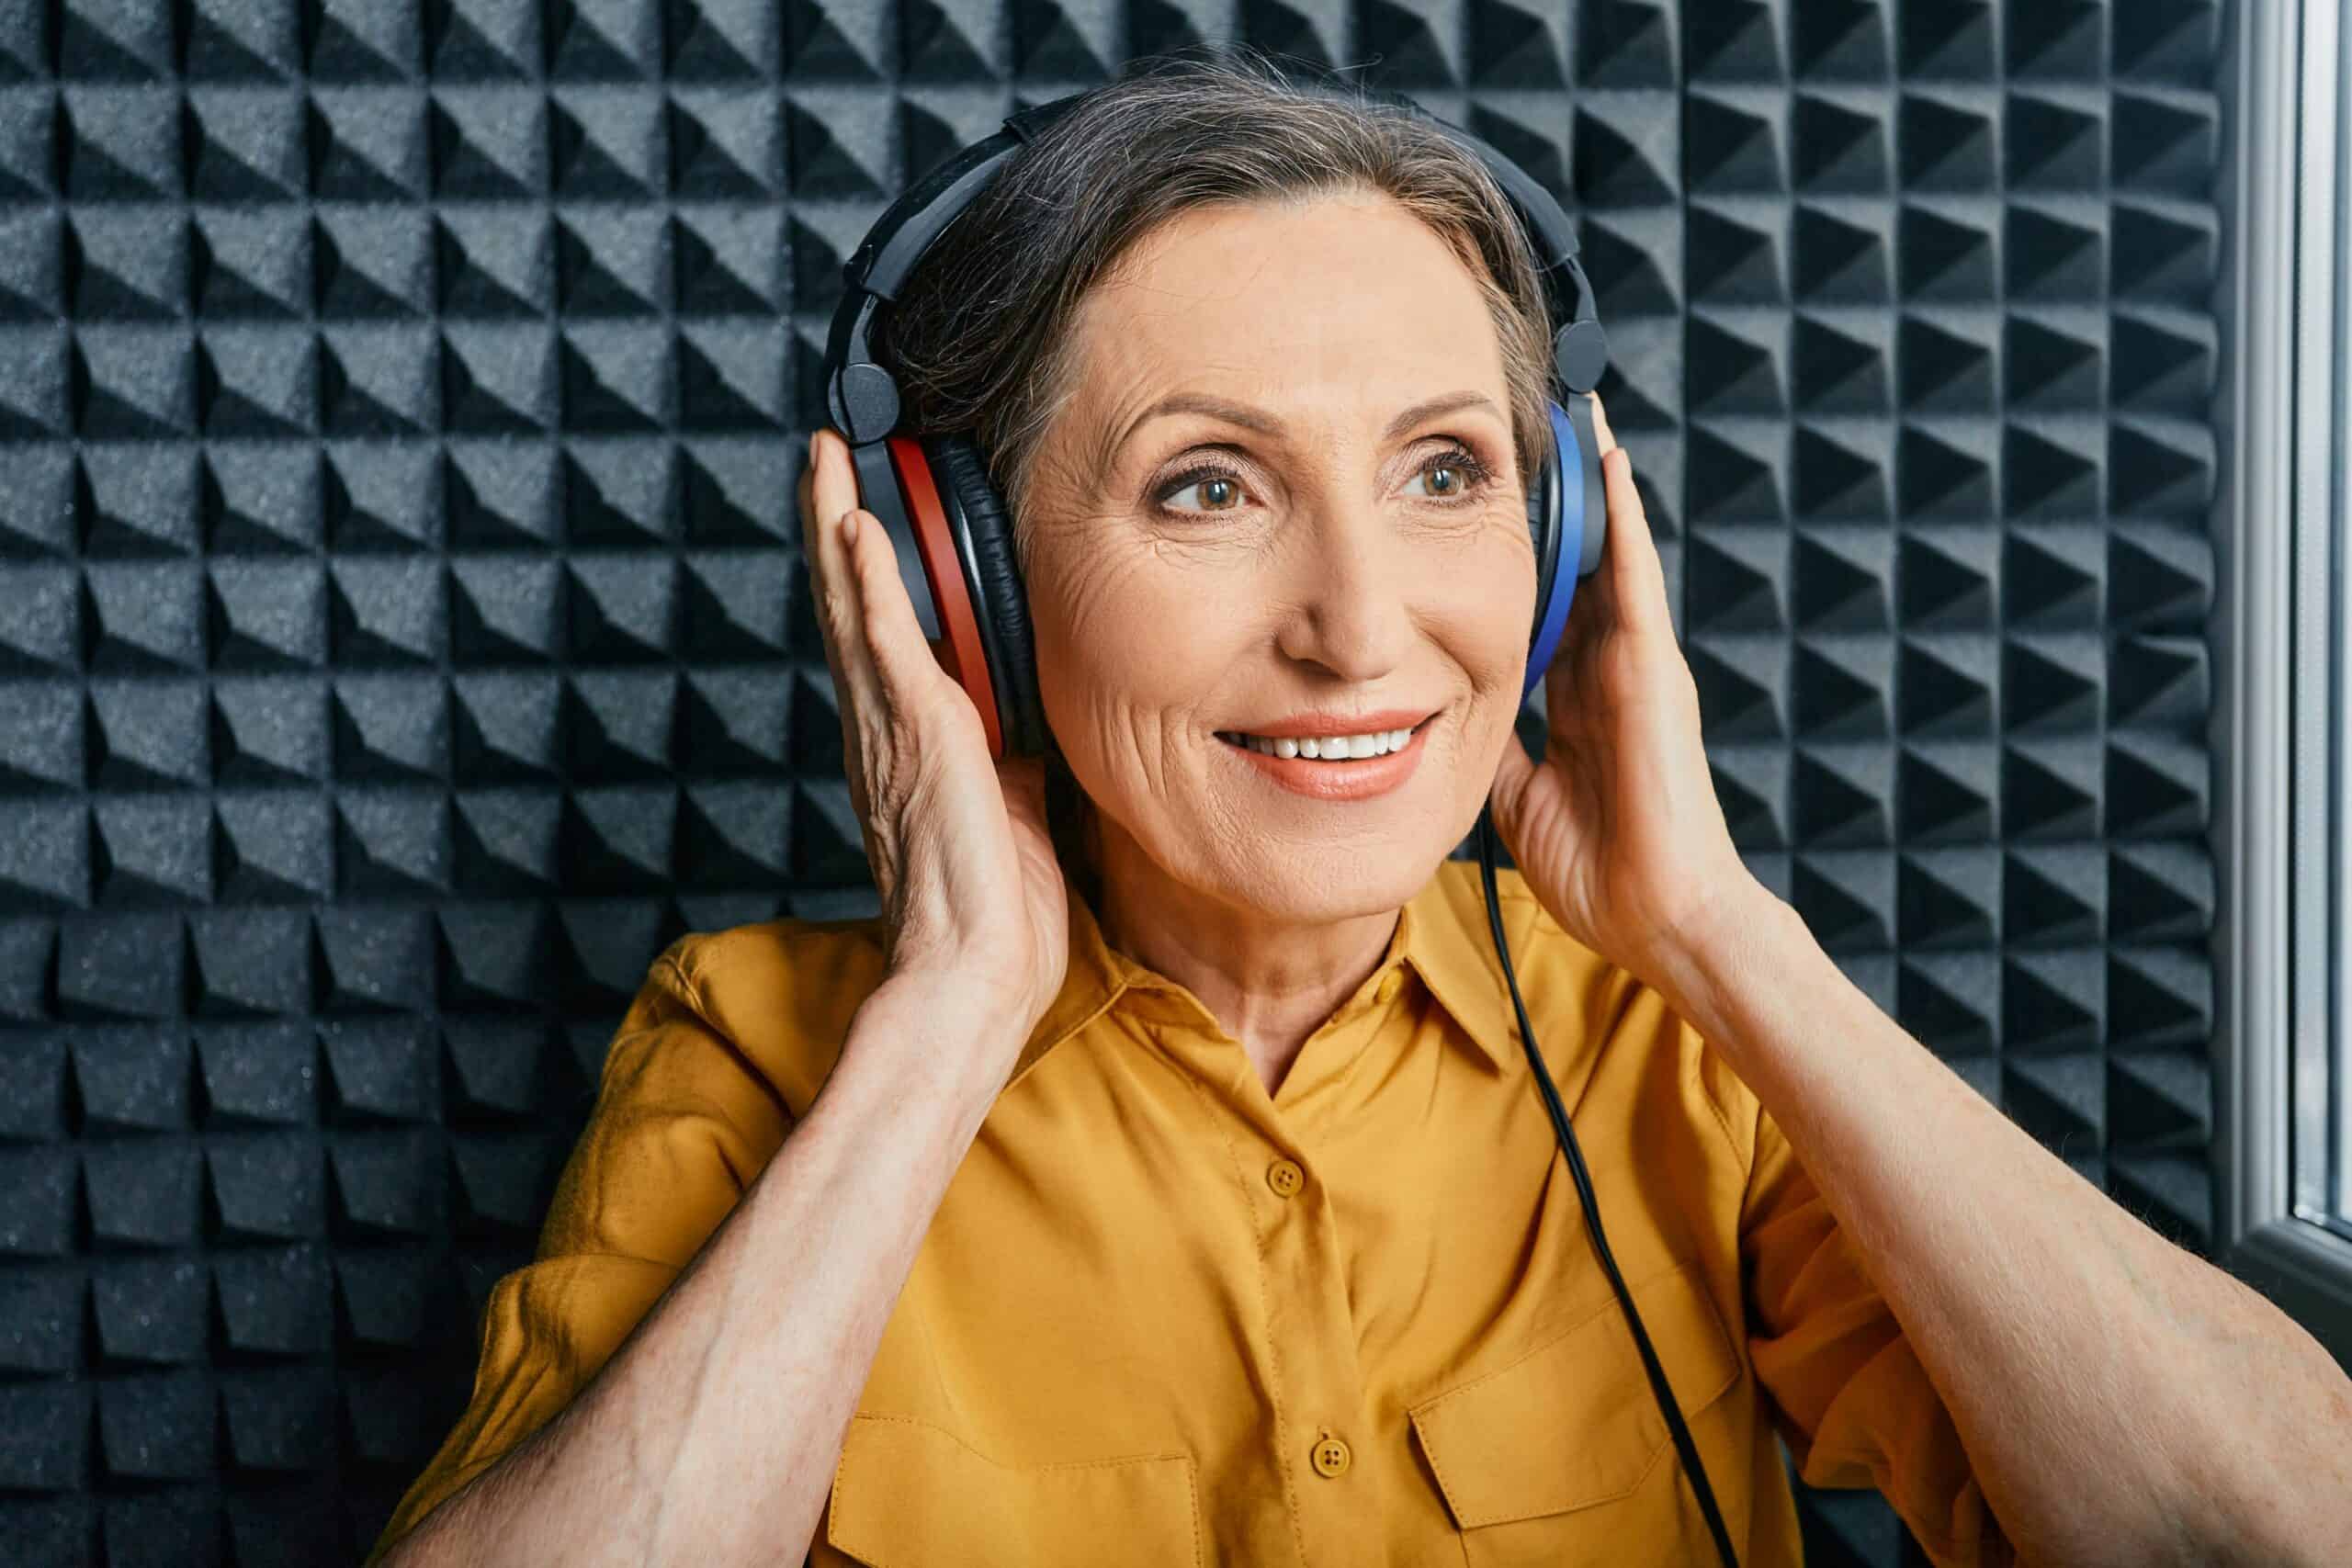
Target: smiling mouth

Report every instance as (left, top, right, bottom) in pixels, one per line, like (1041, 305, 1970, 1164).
(1213, 716, 1433, 761)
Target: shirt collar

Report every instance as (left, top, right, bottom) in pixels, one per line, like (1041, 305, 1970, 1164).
(1397, 858, 1526, 1073)
(1005, 861, 1523, 1091)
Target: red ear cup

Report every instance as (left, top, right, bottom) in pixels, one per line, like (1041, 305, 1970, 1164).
(884, 434, 1006, 759)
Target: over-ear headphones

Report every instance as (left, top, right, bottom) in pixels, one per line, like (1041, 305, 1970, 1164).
(820, 84, 1611, 761)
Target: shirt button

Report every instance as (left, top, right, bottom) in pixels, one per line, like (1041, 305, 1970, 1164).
(1266, 1158, 1305, 1198)
(1310, 1433, 1352, 1478)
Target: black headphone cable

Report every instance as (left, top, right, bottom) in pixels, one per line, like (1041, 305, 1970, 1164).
(1474, 807, 1742, 1568)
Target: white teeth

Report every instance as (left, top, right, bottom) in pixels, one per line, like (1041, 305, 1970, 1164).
(1225, 725, 1420, 760)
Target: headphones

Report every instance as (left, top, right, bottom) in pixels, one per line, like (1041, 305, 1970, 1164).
(819, 84, 1612, 761)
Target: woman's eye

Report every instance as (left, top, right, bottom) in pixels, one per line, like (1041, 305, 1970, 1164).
(1157, 469, 1250, 514)
(1406, 448, 1492, 502)
(1154, 447, 1492, 515)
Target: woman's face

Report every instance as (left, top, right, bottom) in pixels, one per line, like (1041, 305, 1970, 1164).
(1021, 190, 1537, 923)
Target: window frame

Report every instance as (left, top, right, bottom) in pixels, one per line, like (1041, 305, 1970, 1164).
(2217, 0, 2352, 1371)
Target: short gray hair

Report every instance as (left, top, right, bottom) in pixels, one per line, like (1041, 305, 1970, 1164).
(867, 45, 1561, 558)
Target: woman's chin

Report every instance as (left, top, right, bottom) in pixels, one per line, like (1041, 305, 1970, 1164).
(1201, 848, 1450, 924)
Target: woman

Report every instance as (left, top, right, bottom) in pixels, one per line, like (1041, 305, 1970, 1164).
(366, 54, 2347, 1568)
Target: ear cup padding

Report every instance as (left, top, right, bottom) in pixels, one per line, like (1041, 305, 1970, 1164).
(1521, 396, 1611, 698)
(884, 434, 1004, 760)
(924, 434, 1045, 759)
(1523, 400, 1574, 700)
(1524, 407, 1564, 646)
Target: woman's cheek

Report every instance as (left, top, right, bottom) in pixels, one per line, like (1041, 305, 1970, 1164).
(1428, 524, 1539, 693)
(1031, 538, 1229, 790)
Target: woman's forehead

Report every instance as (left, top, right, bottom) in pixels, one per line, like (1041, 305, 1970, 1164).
(1066, 210, 1510, 442)
(1089, 196, 1487, 333)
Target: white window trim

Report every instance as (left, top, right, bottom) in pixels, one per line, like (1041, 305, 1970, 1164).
(2217, 0, 2352, 1371)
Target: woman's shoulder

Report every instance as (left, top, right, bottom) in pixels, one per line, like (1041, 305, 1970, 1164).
(650, 910, 891, 1118)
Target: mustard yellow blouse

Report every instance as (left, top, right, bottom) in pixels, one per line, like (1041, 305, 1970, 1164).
(366, 861, 2014, 1566)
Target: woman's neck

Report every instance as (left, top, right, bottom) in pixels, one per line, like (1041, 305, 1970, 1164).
(1088, 819, 1401, 1100)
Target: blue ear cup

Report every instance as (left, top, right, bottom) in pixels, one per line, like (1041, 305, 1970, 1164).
(1524, 394, 1610, 699)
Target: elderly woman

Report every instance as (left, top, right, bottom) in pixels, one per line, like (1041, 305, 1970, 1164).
(366, 54, 2346, 1568)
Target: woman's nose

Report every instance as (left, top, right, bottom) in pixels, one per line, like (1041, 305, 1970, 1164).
(1272, 506, 1412, 681)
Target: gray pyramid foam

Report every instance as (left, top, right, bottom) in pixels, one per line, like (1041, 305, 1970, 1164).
(0, 1, 2223, 1562)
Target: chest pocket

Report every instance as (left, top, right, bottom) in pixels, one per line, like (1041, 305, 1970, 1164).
(823, 1414, 1203, 1568)
(1408, 1259, 1743, 1554)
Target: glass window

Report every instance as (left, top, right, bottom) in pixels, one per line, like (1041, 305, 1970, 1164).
(2295, 0, 2352, 1250)
(2320, 0, 2352, 1238)
(2222, 0, 2352, 1364)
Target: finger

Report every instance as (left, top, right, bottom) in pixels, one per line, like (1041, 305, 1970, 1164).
(996, 752, 1051, 840)
(1593, 418, 1673, 645)
(806, 430, 883, 704)
(1589, 389, 1619, 457)
(1541, 608, 1589, 739)
(798, 431, 846, 659)
(1566, 394, 1630, 640)
(802, 435, 888, 825)
(797, 441, 848, 685)
(1487, 724, 1536, 833)
(808, 423, 862, 537)
(842, 484, 954, 710)
(796, 439, 818, 547)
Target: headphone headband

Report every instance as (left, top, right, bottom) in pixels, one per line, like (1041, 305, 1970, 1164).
(823, 82, 1607, 450)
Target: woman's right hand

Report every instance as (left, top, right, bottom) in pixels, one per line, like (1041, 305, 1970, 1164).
(797, 427, 1071, 1062)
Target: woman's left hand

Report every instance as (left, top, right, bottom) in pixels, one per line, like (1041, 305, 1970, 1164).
(1486, 391, 1768, 990)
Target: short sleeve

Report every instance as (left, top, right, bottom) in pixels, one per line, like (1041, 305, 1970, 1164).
(361, 942, 795, 1565)
(1740, 1100, 2019, 1568)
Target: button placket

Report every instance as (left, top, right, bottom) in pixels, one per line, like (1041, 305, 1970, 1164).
(1163, 1021, 1379, 1558)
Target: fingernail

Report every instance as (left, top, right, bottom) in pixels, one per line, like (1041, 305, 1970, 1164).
(840, 509, 860, 546)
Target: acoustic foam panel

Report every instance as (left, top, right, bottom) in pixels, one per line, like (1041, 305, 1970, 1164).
(0, 1, 2222, 1563)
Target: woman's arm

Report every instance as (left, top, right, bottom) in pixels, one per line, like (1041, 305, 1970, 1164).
(380, 970, 1022, 1568)
(381, 423, 1068, 1566)
(1486, 393, 2352, 1564)
(1652, 888, 2352, 1568)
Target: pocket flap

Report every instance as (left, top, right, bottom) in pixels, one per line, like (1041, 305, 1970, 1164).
(1408, 1262, 1741, 1529)
(827, 1414, 1201, 1568)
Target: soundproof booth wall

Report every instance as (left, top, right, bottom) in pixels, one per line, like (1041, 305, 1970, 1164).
(0, 2, 2224, 1564)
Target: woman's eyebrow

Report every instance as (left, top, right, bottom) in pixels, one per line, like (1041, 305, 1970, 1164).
(1109, 389, 1500, 458)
